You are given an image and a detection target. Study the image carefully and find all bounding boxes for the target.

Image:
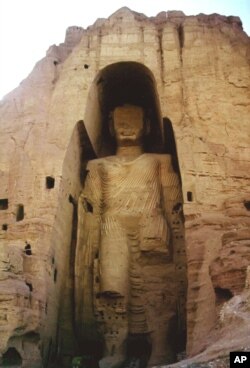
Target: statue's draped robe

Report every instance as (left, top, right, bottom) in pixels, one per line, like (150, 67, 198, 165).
(75, 153, 183, 343)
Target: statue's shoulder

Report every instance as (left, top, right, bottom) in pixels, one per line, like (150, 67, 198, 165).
(157, 153, 172, 161)
(147, 153, 174, 172)
(85, 159, 99, 175)
(146, 153, 172, 164)
(86, 156, 116, 172)
(86, 157, 105, 169)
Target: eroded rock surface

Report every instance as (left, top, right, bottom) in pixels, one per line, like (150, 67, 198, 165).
(0, 7, 249, 367)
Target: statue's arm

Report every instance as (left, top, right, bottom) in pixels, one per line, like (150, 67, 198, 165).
(159, 154, 183, 225)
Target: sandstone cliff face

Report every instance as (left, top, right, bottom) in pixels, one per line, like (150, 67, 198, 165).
(0, 7, 249, 367)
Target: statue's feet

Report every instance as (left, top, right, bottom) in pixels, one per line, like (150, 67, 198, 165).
(99, 356, 142, 368)
(99, 355, 125, 368)
(121, 357, 140, 368)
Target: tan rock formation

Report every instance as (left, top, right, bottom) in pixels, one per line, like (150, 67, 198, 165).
(0, 7, 249, 368)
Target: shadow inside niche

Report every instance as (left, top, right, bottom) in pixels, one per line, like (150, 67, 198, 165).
(2, 347, 22, 366)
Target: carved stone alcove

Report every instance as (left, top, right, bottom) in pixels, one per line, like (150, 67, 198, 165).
(84, 61, 164, 157)
(74, 62, 187, 367)
(0, 7, 249, 368)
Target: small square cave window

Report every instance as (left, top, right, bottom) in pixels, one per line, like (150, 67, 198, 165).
(2, 224, 8, 231)
(54, 268, 58, 283)
(187, 191, 193, 202)
(25, 243, 32, 256)
(243, 200, 250, 211)
(16, 204, 24, 221)
(214, 287, 233, 304)
(0, 198, 8, 210)
(46, 176, 55, 189)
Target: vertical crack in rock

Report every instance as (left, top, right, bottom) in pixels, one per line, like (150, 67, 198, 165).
(69, 195, 78, 278)
(140, 26, 145, 60)
(178, 24, 184, 65)
(95, 30, 102, 70)
(1, 8, 249, 367)
(157, 27, 164, 83)
(177, 22, 185, 119)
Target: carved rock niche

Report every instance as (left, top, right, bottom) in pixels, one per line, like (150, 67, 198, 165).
(1, 8, 248, 368)
(74, 61, 187, 367)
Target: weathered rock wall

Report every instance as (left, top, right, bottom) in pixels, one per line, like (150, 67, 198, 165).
(0, 7, 249, 366)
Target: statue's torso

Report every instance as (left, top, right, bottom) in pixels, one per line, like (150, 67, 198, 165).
(85, 153, 170, 249)
(99, 153, 162, 217)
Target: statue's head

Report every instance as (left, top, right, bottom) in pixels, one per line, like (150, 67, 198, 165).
(109, 104, 150, 146)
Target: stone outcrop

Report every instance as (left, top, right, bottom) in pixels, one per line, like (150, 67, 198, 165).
(0, 7, 249, 367)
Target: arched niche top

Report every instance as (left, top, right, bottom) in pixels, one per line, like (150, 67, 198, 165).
(84, 61, 164, 157)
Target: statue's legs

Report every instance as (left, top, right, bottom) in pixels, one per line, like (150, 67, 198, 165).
(99, 225, 129, 298)
(127, 230, 148, 335)
(147, 325, 171, 366)
(95, 219, 171, 367)
(95, 224, 129, 366)
(125, 230, 152, 367)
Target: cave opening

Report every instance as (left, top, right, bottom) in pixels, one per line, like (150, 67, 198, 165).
(243, 200, 250, 210)
(215, 287, 233, 304)
(187, 191, 193, 202)
(54, 269, 58, 283)
(46, 176, 55, 189)
(2, 347, 22, 366)
(0, 198, 8, 210)
(25, 243, 32, 255)
(16, 204, 24, 221)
